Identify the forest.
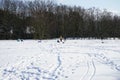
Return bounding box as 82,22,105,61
0,0,120,39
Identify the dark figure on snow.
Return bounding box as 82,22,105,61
57,36,64,43
60,36,63,42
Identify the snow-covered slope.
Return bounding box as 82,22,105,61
0,39,120,80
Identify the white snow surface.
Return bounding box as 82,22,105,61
0,39,120,80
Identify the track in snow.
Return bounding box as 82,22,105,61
0,40,120,80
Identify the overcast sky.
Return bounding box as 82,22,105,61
57,0,120,15
26,0,120,15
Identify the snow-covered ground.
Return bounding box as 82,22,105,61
0,39,120,80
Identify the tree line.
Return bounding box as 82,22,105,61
0,0,120,39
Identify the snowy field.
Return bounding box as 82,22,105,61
0,39,120,80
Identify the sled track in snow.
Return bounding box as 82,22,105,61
80,57,90,80
1,43,109,80
58,44,97,80
80,56,96,80
90,59,96,80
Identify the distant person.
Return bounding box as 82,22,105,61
21,39,23,42
17,39,23,42
60,36,63,42
57,36,64,43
